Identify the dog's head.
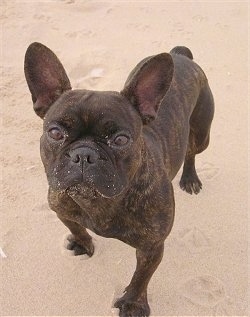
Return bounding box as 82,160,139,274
24,43,174,198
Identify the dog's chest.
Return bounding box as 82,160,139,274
71,196,154,248
71,197,124,237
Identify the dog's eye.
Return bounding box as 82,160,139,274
48,127,64,141
113,135,129,146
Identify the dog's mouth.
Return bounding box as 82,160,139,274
65,181,125,200
66,184,99,199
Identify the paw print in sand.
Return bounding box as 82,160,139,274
179,275,226,308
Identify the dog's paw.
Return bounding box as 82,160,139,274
66,234,94,256
179,170,202,194
114,296,150,317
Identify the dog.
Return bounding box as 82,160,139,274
24,42,214,316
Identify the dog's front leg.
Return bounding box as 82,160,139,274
115,243,164,317
58,215,94,257
48,189,94,257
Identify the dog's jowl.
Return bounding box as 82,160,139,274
24,42,214,317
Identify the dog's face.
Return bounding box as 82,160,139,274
40,89,143,198
24,43,174,199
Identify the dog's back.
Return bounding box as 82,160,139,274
144,46,214,184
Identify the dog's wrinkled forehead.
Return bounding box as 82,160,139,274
44,89,140,132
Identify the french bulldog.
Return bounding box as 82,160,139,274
24,42,214,317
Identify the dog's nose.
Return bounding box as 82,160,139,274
69,147,99,165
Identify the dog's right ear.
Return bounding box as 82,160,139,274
24,42,71,119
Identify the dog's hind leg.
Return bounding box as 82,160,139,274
180,84,214,194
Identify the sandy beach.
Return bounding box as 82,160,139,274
1,1,248,316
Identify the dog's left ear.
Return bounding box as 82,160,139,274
24,42,71,119
121,53,174,124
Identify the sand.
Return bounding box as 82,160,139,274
0,1,248,316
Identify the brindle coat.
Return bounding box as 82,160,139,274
24,43,214,316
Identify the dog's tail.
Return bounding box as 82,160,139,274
170,46,193,60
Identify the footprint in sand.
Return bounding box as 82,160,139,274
61,0,75,3
178,227,211,254
33,14,52,22
32,203,50,212
127,23,150,31
65,31,78,38
179,275,226,308
192,15,208,22
197,162,220,181
214,296,245,316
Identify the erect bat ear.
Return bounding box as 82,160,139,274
121,53,174,124
24,42,71,119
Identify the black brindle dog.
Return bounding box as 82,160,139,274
24,43,214,316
